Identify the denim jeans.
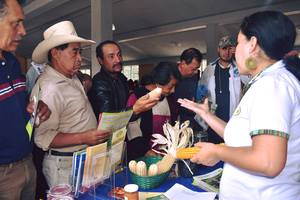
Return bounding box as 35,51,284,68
0,154,36,200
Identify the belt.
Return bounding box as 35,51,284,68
47,150,74,157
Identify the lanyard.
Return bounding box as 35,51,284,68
241,67,269,97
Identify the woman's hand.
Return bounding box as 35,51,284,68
177,98,210,118
190,142,220,166
133,93,159,115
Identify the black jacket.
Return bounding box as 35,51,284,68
89,69,129,118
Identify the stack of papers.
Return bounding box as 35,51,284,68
164,183,217,200
71,110,131,197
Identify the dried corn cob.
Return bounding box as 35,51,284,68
176,147,200,159
136,161,147,176
128,160,137,174
148,164,158,176
156,154,175,174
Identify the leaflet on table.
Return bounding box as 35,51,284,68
71,128,127,194
110,127,127,170
192,168,223,193
71,149,86,189
138,192,168,200
97,109,133,132
164,183,217,200
72,151,86,197
81,142,108,190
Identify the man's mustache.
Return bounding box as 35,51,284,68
113,62,122,68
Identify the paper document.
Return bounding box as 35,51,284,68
82,142,108,189
110,127,126,169
164,183,217,200
193,168,223,193
26,95,39,140
97,109,133,132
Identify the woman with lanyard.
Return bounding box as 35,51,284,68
178,11,300,200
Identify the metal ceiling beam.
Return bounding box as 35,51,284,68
115,1,300,43
24,0,73,19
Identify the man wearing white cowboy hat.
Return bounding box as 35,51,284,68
31,21,111,187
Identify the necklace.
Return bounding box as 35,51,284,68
218,65,222,94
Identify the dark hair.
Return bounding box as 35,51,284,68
180,48,203,64
47,43,69,62
284,56,300,81
151,61,181,85
241,10,300,80
77,71,92,84
140,74,155,86
96,40,121,59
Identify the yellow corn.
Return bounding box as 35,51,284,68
176,143,225,159
176,147,200,159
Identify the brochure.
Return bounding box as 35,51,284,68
74,151,86,197
82,142,108,190
97,109,133,132
71,149,86,189
164,183,217,200
192,168,223,193
110,127,127,170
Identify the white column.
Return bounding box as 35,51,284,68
205,24,218,63
91,0,113,76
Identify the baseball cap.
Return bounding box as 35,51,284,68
218,36,236,48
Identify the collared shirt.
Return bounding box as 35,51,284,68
31,65,97,152
200,59,242,117
25,62,45,94
0,52,32,164
221,60,300,200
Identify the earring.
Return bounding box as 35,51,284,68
245,57,257,70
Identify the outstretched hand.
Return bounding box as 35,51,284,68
177,97,210,118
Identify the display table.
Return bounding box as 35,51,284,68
78,162,223,199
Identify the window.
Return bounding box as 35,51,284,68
122,65,139,80
80,69,91,75
200,59,207,72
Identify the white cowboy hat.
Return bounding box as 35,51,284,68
32,21,95,64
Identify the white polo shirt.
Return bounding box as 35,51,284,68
220,60,300,200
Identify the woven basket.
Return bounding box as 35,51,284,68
129,156,170,190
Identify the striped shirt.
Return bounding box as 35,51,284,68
0,52,32,164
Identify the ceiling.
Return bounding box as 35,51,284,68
18,0,300,67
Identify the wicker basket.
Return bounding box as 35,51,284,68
129,156,170,190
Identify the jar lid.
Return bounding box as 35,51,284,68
49,183,72,196
124,184,139,193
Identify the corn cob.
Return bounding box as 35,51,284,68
128,160,137,174
176,147,200,159
176,143,225,159
136,161,147,176
156,154,175,174
148,164,158,176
